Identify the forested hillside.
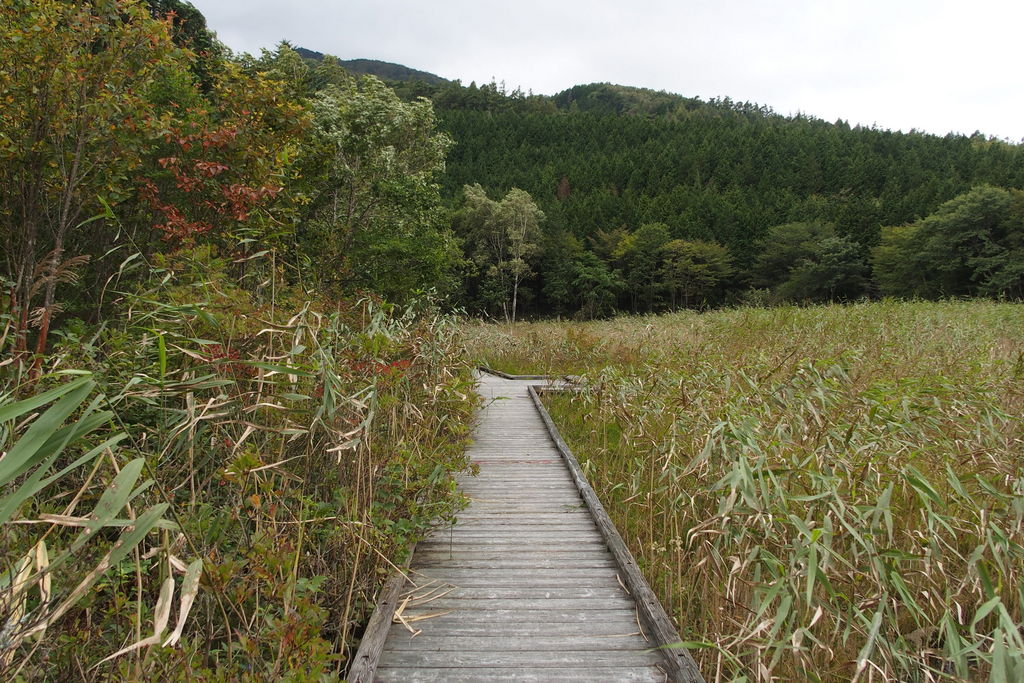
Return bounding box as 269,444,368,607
419,81,1024,316
441,83,1024,247
294,47,448,85
283,48,1024,319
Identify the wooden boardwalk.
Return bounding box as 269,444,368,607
361,373,701,682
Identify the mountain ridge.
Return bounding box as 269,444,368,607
294,47,449,85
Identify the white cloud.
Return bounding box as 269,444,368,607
188,0,1024,140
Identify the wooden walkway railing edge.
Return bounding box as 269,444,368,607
347,543,416,683
474,365,552,380
529,385,705,683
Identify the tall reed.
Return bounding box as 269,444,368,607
468,300,1024,681
1,248,477,679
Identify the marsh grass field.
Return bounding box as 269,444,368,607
466,301,1024,681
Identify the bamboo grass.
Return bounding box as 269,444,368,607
467,300,1024,681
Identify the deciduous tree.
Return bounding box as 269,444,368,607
459,184,544,322
0,0,185,355
615,223,670,312
301,76,454,298
660,239,735,309
873,185,1024,298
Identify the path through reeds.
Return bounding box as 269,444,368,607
467,301,1024,681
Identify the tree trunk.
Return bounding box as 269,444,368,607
510,274,519,325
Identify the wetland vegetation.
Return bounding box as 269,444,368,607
468,301,1024,680
3,0,1024,679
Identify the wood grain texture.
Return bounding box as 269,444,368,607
374,667,667,683
377,649,665,667
354,371,703,682
385,619,645,637
346,544,415,683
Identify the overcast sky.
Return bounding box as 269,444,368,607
188,0,1024,141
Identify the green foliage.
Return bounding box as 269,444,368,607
145,0,224,91
753,223,870,302
776,236,871,302
541,233,621,319
456,184,545,322
1,251,476,677
293,48,448,86
751,222,836,289
659,239,735,309
300,76,455,299
553,83,710,119
874,185,1024,298
0,0,188,354
429,79,1024,315
139,60,309,248
0,373,183,676
0,4,474,678
615,223,671,312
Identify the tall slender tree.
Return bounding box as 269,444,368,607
459,184,544,322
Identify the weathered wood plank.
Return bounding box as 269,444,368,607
430,525,603,534
455,509,590,515
413,551,612,562
413,558,619,570
386,620,643,637
449,515,592,522
413,551,616,564
453,508,591,515
416,539,606,548
427,535,604,544
417,535,606,545
444,528,598,532
345,543,415,683
460,490,578,496
391,597,637,611
383,634,652,651
464,470,572,476
463,482,573,486
376,649,665,668
457,495,584,502
402,576,625,590
460,475,571,481
438,526,597,534
408,567,622,580
358,372,701,683
392,608,639,624
436,527,596,534
374,667,666,683
459,490,582,497
401,586,628,601
440,519,597,527
465,476,570,481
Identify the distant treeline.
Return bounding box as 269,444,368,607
388,79,1024,317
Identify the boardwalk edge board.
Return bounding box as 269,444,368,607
529,385,705,683
477,366,586,386
347,544,416,683
476,365,552,380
